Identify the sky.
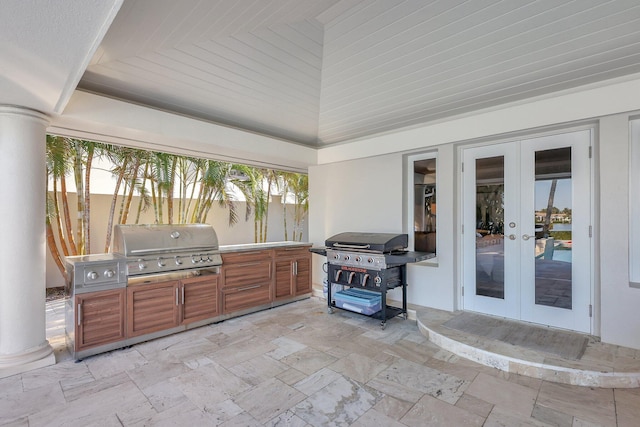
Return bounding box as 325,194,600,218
535,179,571,211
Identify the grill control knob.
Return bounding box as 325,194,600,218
367,258,374,263
175,256,183,265
344,255,350,261
157,257,166,267
355,256,361,262
87,271,98,280
104,269,115,278
137,259,147,270
191,255,200,264
333,253,340,260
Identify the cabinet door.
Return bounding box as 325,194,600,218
274,259,294,299
294,255,311,295
76,289,126,351
127,281,180,337
221,282,271,314
181,274,219,324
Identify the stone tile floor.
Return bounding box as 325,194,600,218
1,297,639,426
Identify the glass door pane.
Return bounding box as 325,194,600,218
475,156,505,299
534,148,572,309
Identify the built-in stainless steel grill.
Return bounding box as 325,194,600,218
64,224,223,360
315,232,434,328
113,224,222,277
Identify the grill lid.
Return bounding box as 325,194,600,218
325,232,408,253
113,224,219,257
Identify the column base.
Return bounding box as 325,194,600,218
0,341,55,379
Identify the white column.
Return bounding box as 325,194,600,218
0,106,54,378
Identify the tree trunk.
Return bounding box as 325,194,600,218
60,176,77,255
74,148,85,255
105,159,127,252
543,179,558,237
46,217,65,277
135,164,149,224
84,145,94,254
121,157,141,224
51,180,69,257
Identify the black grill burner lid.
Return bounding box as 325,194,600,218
325,232,408,253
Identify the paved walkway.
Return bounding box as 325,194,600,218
1,297,639,426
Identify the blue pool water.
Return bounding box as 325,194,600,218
553,249,571,263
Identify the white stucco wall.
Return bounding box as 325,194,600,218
598,114,640,348
309,148,457,311
310,76,640,349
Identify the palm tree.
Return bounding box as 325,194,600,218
46,136,74,276
280,171,308,241
191,160,238,225
118,148,149,225
260,169,280,242
46,135,76,257
229,166,265,242
103,145,147,252
288,173,308,241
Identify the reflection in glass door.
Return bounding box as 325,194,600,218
463,130,592,333
475,156,505,300
533,148,572,310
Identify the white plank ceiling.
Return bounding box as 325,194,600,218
80,0,640,147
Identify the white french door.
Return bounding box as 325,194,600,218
462,130,592,333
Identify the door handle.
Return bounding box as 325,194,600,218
522,234,532,241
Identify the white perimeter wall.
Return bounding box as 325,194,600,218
310,76,640,350
47,193,307,288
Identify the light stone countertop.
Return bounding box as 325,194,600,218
218,241,312,253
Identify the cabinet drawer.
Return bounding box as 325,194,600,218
222,250,272,264
222,260,271,288
274,247,310,258
221,282,271,314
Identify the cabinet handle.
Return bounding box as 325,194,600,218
293,261,297,276
237,262,263,267
268,263,271,279
77,303,82,326
175,288,179,306
237,284,262,292
181,286,185,305
233,251,263,257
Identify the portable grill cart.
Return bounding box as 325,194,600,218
312,232,434,329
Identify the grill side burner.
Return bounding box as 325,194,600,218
319,232,435,329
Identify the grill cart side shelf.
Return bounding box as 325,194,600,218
326,264,408,329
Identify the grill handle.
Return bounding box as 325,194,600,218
332,243,371,249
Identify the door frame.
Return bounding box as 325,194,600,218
457,127,595,334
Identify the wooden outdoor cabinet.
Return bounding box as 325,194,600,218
75,288,126,351
221,250,272,314
127,280,180,337
181,274,219,324
274,247,312,299
127,273,220,336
